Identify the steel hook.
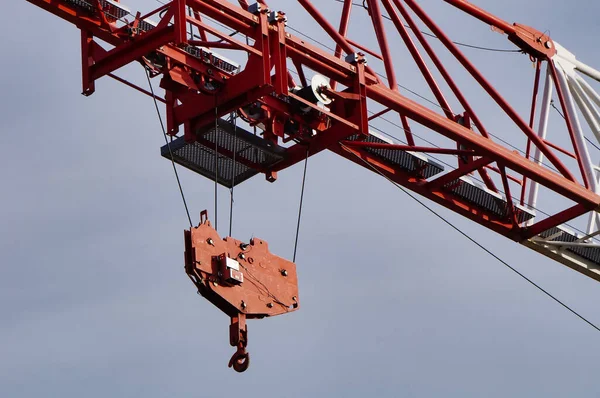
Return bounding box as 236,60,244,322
228,345,250,373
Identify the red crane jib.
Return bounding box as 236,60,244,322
184,211,299,372
23,0,600,363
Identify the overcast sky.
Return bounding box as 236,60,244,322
2,0,600,397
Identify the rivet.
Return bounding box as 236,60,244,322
281,269,288,277
267,303,274,308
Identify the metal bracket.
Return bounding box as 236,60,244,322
184,211,300,372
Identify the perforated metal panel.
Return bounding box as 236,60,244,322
162,119,285,188
538,226,600,265
181,45,241,75
138,18,157,32
64,0,94,13
348,133,444,179
64,0,130,19
103,0,130,19
445,176,535,223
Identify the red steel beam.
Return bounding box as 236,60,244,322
331,0,353,91
366,84,600,207
390,0,498,187
107,73,167,104
521,60,543,205
403,0,576,183
382,0,453,120
499,165,520,228
442,0,516,35
346,38,384,61
485,165,522,185
366,0,398,90
525,203,590,238
24,0,600,241
91,25,175,81
297,0,381,84
548,60,590,188
340,141,475,156
543,139,576,159
334,144,521,238
427,157,493,190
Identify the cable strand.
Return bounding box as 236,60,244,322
293,147,310,263
330,0,521,53
214,96,219,232
340,143,600,334
229,112,237,236
145,68,193,228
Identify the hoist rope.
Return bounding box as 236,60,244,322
293,147,310,263
214,95,219,232
331,0,522,53
145,68,193,228
229,112,237,237
340,143,600,334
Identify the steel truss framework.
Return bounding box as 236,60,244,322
25,0,600,282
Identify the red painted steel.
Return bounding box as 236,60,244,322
521,60,542,205
341,141,474,156
185,211,299,372
548,61,590,188
404,0,575,182
331,0,352,91
22,0,600,283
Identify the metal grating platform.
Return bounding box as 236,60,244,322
137,18,158,32
538,226,600,265
348,131,444,179
103,0,130,19
64,0,95,13
64,0,130,19
181,44,241,75
445,176,535,223
161,119,285,188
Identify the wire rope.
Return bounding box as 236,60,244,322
293,148,310,263
145,68,194,228
340,142,600,333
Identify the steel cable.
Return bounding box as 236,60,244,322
145,68,194,228
340,142,600,334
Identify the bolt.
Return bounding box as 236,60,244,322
281,269,288,277
212,281,218,287
267,303,274,308
207,238,214,246
241,301,247,309
544,41,553,49
239,253,246,260
292,296,297,301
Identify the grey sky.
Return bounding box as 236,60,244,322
2,0,600,397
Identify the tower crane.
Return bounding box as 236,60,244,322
21,0,600,372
